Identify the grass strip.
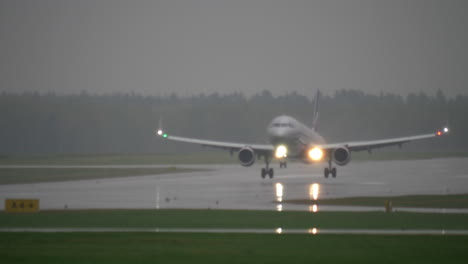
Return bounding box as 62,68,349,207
1,209,468,230
1,232,468,264
0,167,203,185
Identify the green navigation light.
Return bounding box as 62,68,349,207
163,133,168,138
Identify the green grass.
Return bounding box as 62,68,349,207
0,167,203,185
286,194,468,209
2,209,468,263
1,232,468,264
0,151,467,165
2,209,468,230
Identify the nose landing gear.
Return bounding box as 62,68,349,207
279,161,287,169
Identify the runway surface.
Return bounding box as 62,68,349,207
1,157,468,211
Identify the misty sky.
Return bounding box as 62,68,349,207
0,0,467,98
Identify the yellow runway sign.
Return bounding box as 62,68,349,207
5,199,39,213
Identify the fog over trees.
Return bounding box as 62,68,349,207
0,89,465,155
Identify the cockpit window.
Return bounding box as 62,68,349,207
273,123,281,127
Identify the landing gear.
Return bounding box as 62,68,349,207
279,161,287,169
261,167,274,179
261,155,274,179
324,157,337,178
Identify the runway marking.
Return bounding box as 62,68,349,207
1,227,468,235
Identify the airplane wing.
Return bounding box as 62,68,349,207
318,128,448,152
156,130,274,154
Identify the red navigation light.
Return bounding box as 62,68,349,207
437,131,442,136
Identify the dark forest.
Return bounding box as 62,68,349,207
0,89,465,155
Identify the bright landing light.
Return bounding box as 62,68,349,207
157,129,163,136
444,127,449,133
275,145,288,158
308,147,323,161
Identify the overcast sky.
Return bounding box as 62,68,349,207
1,0,466,98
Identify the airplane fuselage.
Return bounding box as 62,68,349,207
267,115,325,158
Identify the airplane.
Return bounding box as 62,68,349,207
156,91,449,179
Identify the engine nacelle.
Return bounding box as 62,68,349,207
332,147,351,166
238,147,256,167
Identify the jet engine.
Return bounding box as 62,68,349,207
238,147,256,167
332,147,351,166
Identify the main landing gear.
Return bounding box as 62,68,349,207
261,155,274,179
324,157,337,178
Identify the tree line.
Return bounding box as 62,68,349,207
0,89,465,155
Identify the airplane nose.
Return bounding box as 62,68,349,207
269,127,285,136
269,128,290,143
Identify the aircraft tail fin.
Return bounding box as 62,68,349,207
312,90,320,130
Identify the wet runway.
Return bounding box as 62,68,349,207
1,157,468,211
